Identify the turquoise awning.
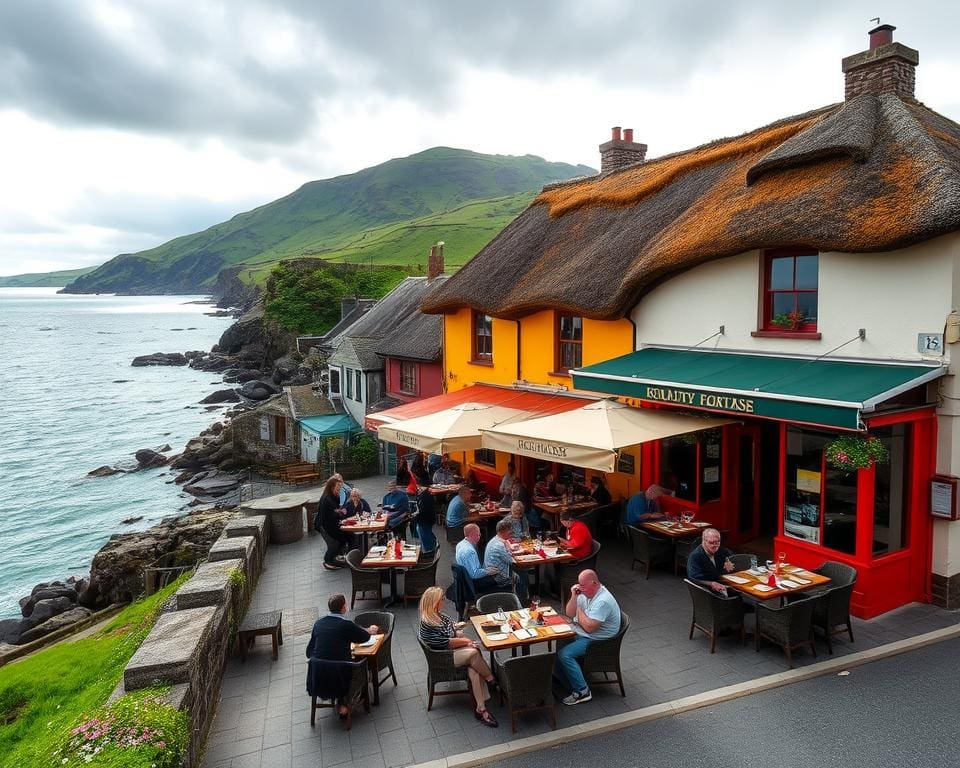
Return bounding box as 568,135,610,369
572,348,945,430
299,414,360,436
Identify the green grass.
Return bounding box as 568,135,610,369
0,266,97,288
0,576,189,768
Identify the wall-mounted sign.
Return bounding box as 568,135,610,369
930,474,958,519
918,333,944,355
644,386,755,414
797,469,822,494
617,452,636,475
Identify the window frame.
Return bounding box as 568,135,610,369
354,369,363,402
328,368,341,397
472,311,493,364
399,360,418,395
760,248,819,334
474,448,496,467
345,367,354,400
555,314,583,373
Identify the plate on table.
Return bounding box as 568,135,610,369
368,546,386,555
486,633,508,642
692,521,710,527
753,584,775,593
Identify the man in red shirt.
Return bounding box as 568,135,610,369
558,509,593,559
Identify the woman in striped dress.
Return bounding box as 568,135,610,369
418,586,499,727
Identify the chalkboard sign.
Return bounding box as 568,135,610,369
616,451,636,475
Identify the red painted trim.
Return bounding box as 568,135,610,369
864,406,937,427
751,330,822,340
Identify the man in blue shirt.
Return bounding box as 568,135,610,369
484,519,527,599
381,480,410,527
455,524,498,591
555,569,621,706
444,486,471,529
625,490,664,525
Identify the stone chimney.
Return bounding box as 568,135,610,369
427,242,445,282
599,126,647,173
842,24,918,100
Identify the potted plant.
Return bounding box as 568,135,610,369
825,434,889,473
771,310,805,331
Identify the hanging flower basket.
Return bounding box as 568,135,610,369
825,434,889,473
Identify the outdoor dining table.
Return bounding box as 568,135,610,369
340,515,387,553
510,542,574,595
722,564,831,603
361,543,421,608
470,606,576,665
351,633,386,704
532,499,597,526
639,519,713,539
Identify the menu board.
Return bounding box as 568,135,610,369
931,475,958,519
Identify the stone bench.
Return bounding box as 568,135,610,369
238,609,283,662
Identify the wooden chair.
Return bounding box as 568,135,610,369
345,549,382,608
494,652,557,733
684,579,746,653
307,658,369,730
578,611,630,697
354,611,398,705
417,636,472,710
755,594,817,668
627,525,671,578
674,536,699,575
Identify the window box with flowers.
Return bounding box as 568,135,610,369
825,434,889,474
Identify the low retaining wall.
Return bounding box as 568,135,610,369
116,515,267,768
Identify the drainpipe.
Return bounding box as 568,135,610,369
516,320,522,381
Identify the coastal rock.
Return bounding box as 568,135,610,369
131,352,188,367
206,442,234,465
200,388,240,404
183,471,241,497
20,585,78,616
0,619,24,644
85,507,235,609
239,380,277,401
135,448,169,469
28,596,74,624
17,607,92,645
88,465,124,477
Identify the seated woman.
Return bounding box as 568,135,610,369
557,508,593,559
418,586,498,728
502,500,530,541
318,476,352,570
343,487,371,518
534,472,559,500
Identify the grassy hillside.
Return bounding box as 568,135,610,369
63,148,592,295
0,266,97,287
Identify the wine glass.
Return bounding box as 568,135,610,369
530,594,541,612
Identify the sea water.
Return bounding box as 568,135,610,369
0,288,235,617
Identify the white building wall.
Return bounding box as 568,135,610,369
631,232,960,577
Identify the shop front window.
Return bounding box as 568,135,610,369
823,465,858,555
784,427,827,544
660,429,722,504
873,423,910,556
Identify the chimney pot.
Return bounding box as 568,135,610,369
598,125,647,173
869,23,896,49
427,243,444,282
611,126,622,141
623,128,634,142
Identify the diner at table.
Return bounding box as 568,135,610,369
484,519,528,600
455,523,499,592
432,459,456,486
418,586,499,728
589,476,612,506
687,527,736,593
343,487,372,518
534,472,561,501
503,500,530,540
444,485,472,529
557,508,593,559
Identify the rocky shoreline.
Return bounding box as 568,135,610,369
1,295,322,651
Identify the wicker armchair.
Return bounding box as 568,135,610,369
628,525,671,579
557,541,602,598
755,594,817,668
354,611,397,705
417,636,472,710
578,610,630,697
345,549,382,609
592,502,621,538
445,525,465,546
812,561,858,653
476,592,522,614
494,651,557,732
684,579,746,653
402,550,440,606
674,536,699,575
307,658,369,729
575,508,599,537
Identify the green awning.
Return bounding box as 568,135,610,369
571,348,945,430
299,414,360,436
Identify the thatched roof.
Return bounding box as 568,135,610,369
422,93,960,319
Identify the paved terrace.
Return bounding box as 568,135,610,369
202,477,958,768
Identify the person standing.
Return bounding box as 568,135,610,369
416,485,438,554
555,569,621,705
411,453,431,486
498,461,516,498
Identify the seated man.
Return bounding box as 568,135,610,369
432,459,456,486
382,480,410,527
555,569,621,706
534,472,559,500
625,490,663,525
687,527,735,593
306,594,380,716
444,485,471,529
455,523,498,592
483,519,528,600
558,508,593,559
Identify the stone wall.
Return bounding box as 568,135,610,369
117,515,267,768
232,410,300,465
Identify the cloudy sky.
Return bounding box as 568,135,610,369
1,1,958,277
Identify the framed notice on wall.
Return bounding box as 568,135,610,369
616,452,636,475
930,474,959,520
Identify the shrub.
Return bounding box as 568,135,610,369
348,434,379,472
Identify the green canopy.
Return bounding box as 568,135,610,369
572,348,944,430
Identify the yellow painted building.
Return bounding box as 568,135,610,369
441,306,639,499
